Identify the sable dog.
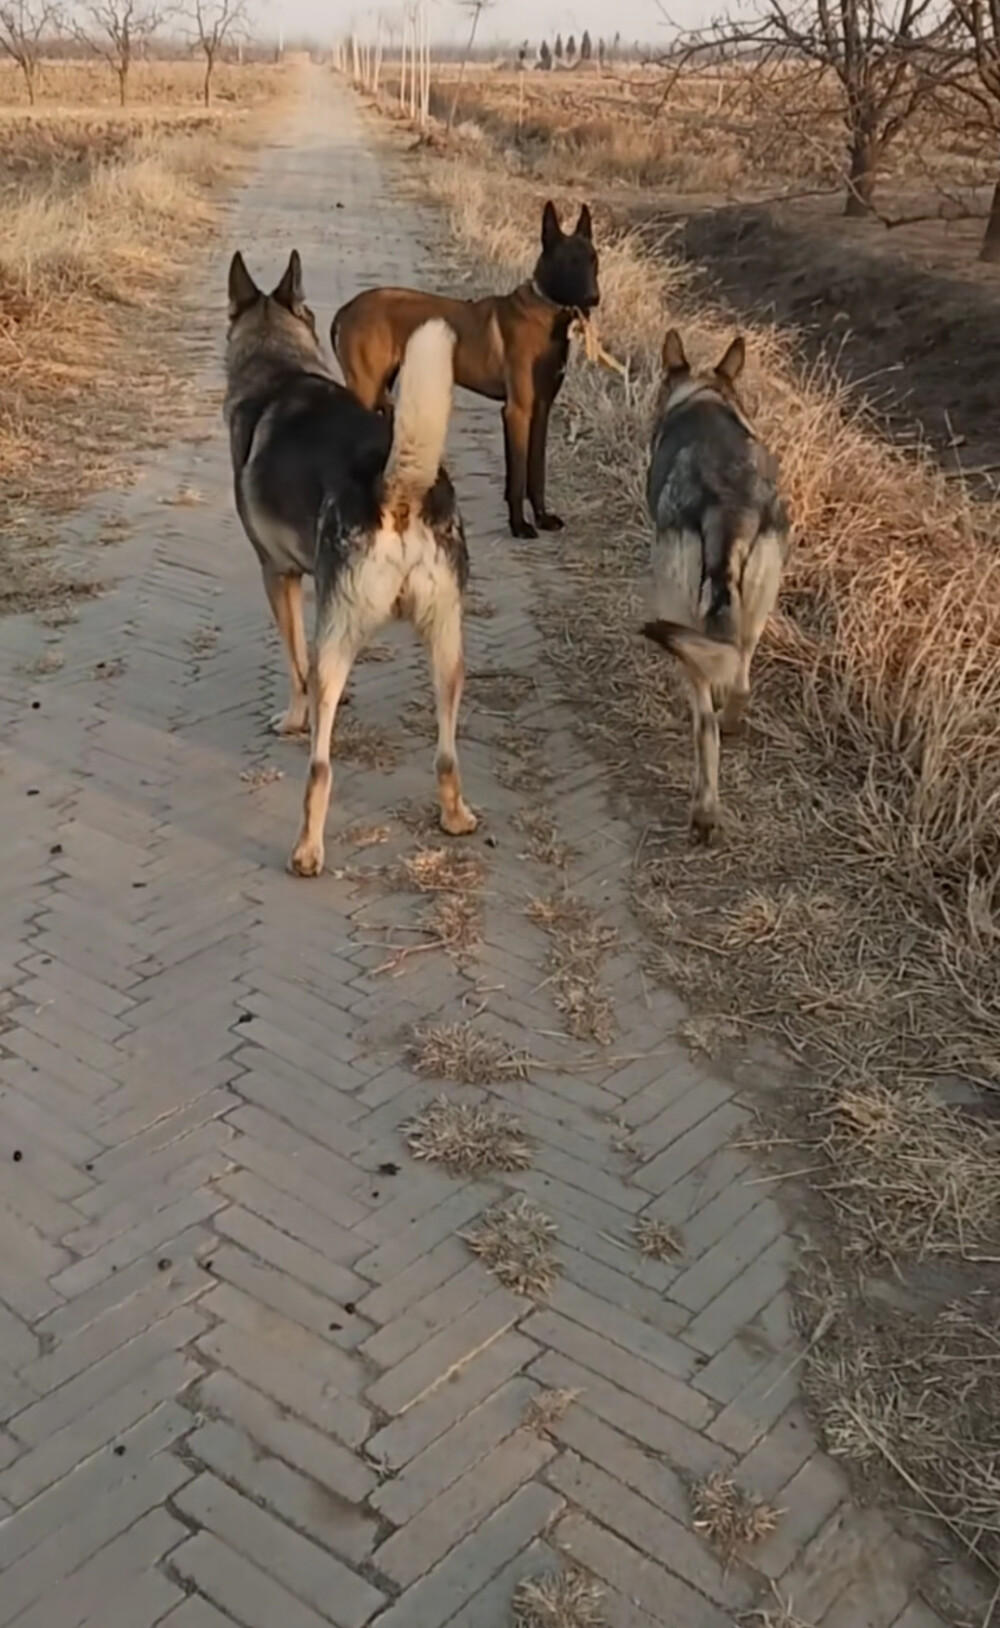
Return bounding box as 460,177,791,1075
225,249,476,876
642,328,791,844
331,200,600,540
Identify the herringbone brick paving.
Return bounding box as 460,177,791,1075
0,67,964,1628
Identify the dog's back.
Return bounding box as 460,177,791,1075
648,395,786,644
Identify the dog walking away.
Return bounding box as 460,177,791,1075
642,328,790,844
331,200,600,540
225,249,476,877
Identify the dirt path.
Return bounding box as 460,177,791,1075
0,68,977,1628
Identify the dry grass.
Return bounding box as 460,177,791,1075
462,1194,560,1298
0,59,289,613
404,1096,532,1175
409,1021,531,1085
331,716,399,770
523,1386,580,1437
511,1570,606,1628
632,1216,683,1261
401,846,487,892
691,1471,782,1559
526,893,617,1045
401,115,1000,1564
512,808,574,870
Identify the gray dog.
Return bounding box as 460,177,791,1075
642,328,791,843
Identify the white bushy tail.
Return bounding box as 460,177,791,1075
381,318,456,518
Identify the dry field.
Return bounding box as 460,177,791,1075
367,67,1000,1587
0,57,289,614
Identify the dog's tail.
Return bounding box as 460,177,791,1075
641,620,740,690
381,318,456,526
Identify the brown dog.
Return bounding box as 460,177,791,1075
332,201,600,540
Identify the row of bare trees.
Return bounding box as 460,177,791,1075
664,0,1000,258
0,0,248,105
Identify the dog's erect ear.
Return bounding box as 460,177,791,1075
574,203,594,241
716,335,746,385
541,200,563,252
228,251,260,320
271,249,305,311
661,328,688,375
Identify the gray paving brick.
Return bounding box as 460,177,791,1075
367,1288,527,1416
372,1376,537,1525
158,1600,241,1628
685,1236,795,1355
368,1332,540,1470
546,1452,754,1610
188,1417,377,1563
196,1369,375,1504
361,1261,494,1370
9,1509,187,1628
527,1350,731,1481
169,1531,340,1628
547,1279,697,1379
522,1311,711,1430
633,1104,747,1195
197,1313,371,1448
214,1205,368,1307
0,1450,190,1624
175,1472,385,1628
554,1511,732,1628
369,1482,564,1628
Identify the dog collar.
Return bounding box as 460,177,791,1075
530,279,570,311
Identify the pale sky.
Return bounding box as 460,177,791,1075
267,0,715,52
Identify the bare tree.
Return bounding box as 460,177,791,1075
0,0,62,103
668,0,954,216
188,0,247,104
74,0,167,105
446,0,492,132
944,0,1000,257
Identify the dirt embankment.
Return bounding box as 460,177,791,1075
621,197,1000,492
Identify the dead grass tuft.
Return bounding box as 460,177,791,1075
420,891,482,960
409,1021,531,1085
240,763,284,790
463,1195,560,1298
404,1096,532,1175
523,1386,580,1437
332,717,399,771
402,846,487,893
691,1471,782,1558
632,1216,683,1261
512,808,574,870
526,893,617,1045
511,1570,606,1628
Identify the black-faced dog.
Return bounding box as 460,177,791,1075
331,200,600,540
225,249,476,875
642,328,791,844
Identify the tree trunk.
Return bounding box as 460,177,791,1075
117,64,128,106
203,57,212,105
979,172,1000,263
23,62,36,105
845,133,877,217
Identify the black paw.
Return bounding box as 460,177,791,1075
510,519,538,540
535,512,565,532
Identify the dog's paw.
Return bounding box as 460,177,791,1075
536,512,565,532
288,839,325,877
440,800,478,837
510,519,538,540
270,707,310,738
689,808,718,847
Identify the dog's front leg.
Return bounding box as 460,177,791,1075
502,399,536,540
527,394,564,533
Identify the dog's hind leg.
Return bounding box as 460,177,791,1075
288,630,353,878
689,674,721,844
719,530,784,739
262,568,310,736
414,580,477,838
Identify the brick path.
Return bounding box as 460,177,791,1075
0,71,957,1628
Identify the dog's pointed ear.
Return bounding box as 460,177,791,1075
716,335,745,385
272,249,304,311
228,251,260,320
574,203,593,240
541,200,563,252
661,328,688,375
